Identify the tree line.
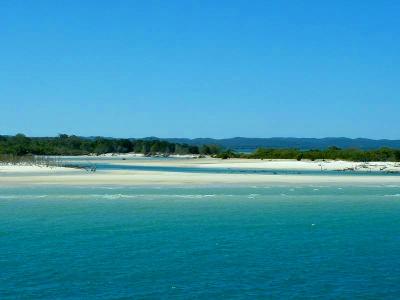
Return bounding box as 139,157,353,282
216,146,400,162
0,134,222,156
2,134,400,161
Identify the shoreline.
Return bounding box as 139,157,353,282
1,158,400,187
42,156,400,172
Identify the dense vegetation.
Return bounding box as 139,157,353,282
1,134,400,162
216,146,400,162
162,137,400,152
0,134,221,156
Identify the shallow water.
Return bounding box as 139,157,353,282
57,156,400,176
1,185,400,299
95,163,400,176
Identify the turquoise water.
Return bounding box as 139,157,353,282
1,185,400,299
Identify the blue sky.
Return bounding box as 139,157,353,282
1,0,399,139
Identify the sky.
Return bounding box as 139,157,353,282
0,0,399,139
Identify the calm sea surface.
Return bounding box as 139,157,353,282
1,185,400,299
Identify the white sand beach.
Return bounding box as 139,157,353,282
1,158,400,186
0,164,80,173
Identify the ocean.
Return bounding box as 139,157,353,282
1,185,400,299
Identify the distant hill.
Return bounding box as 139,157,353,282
143,137,400,152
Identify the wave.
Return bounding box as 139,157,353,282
247,194,260,199
0,193,221,200
173,194,217,199
0,195,48,199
